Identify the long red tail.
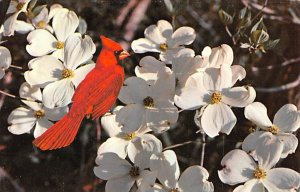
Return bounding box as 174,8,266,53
33,112,85,150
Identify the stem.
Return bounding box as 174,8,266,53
163,140,194,151
225,26,237,45
0,90,42,103
10,65,23,70
200,133,206,167
250,0,269,23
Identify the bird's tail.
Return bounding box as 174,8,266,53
33,112,85,150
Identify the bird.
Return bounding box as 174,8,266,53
33,35,130,150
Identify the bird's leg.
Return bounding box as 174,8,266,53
96,117,101,143
86,105,94,119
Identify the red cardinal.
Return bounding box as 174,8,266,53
33,36,130,150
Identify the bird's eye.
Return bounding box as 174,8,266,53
114,50,122,55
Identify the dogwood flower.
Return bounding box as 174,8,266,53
30,6,52,32
0,46,12,79
98,106,162,164
118,76,178,133
219,135,300,192
243,102,300,158
94,152,156,192
148,150,214,192
24,34,96,108
26,7,79,59
131,20,196,64
3,0,34,36
7,83,68,138
175,66,256,137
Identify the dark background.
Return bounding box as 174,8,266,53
0,0,299,191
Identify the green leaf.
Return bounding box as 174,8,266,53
251,29,269,44
264,39,280,50
28,0,37,12
164,0,174,13
238,7,251,29
251,17,267,33
218,9,233,26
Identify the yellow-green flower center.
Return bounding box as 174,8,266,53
267,125,279,134
129,166,140,178
124,133,136,141
34,110,45,119
143,96,154,108
61,68,74,79
253,167,267,179
169,188,180,192
16,2,25,11
37,21,46,29
211,91,222,104
55,41,64,49
159,43,168,51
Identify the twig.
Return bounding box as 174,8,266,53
251,57,300,71
200,133,206,167
163,140,194,151
0,90,42,103
10,64,23,70
250,0,269,23
96,118,101,144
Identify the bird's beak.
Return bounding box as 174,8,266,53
119,50,130,60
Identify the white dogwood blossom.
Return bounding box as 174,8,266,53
148,150,214,192
24,34,96,108
243,102,300,158
131,20,196,64
8,83,68,138
0,46,12,79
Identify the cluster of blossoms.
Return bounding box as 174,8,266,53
1,1,300,191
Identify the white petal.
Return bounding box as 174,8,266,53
222,86,256,108
101,108,123,137
233,179,265,192
276,133,298,158
34,119,52,138
8,108,36,135
42,79,74,108
49,4,64,19
26,29,57,57
118,77,149,104
264,168,300,191
116,104,145,133
44,106,69,121
218,149,256,185
202,46,212,58
242,131,265,154
19,82,42,110
131,38,160,53
273,104,300,132
52,9,79,42
168,27,196,47
144,24,166,44
150,150,180,189
94,153,131,180
0,46,12,69
0,69,5,79
150,76,175,102
159,47,184,64
24,56,63,87
136,170,157,192
209,44,233,67
244,102,273,129
32,7,49,28
105,175,135,192
14,20,34,34
8,121,36,135
64,34,96,70
6,1,17,14
202,67,231,91
146,184,166,192
3,13,19,36
72,63,95,87
157,20,173,40
231,65,246,86
97,137,128,159
174,72,207,110
178,166,214,192
201,103,237,137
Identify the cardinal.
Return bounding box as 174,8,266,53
33,36,130,150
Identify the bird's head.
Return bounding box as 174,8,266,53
100,35,130,61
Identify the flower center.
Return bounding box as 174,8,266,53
36,21,46,29
55,41,64,49
253,167,267,179
143,96,154,108
129,166,140,178
61,68,74,79
169,188,180,192
267,125,279,134
16,2,25,11
124,133,136,141
34,110,45,119
211,91,222,104
159,43,168,52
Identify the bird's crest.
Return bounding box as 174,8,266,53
100,35,123,51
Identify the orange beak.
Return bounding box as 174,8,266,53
119,50,130,60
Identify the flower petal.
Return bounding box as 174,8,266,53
168,27,196,47
157,20,173,40
3,13,19,36
178,166,214,192
42,79,74,108
0,46,12,69
159,47,184,64
242,131,265,154
263,168,300,191
44,106,69,121
201,103,237,137
26,29,57,57
222,86,256,108
24,56,63,88
19,82,42,111
34,119,52,138
97,137,128,159
32,7,49,28
150,150,180,189
101,107,123,137
49,4,64,19
218,149,256,185
131,38,160,53
202,66,232,91
14,20,34,34
136,170,157,192
94,153,131,180
105,175,135,192
233,179,265,192
276,133,298,158
144,24,166,44
273,104,300,133
72,63,95,87
52,9,79,42
209,44,233,67
244,102,273,129
231,65,246,86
